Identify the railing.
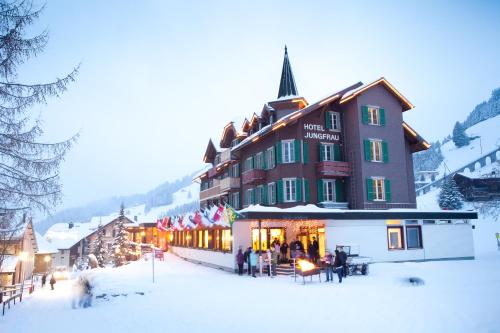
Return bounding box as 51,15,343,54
242,169,266,185
364,202,417,209
316,161,351,177
220,177,240,191
220,149,233,164
200,179,221,201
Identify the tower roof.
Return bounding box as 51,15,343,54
277,46,298,99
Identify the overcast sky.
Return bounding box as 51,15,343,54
22,0,500,211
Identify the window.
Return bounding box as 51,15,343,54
255,152,264,169
283,178,296,202
371,177,385,201
328,111,341,131
368,107,380,125
268,182,276,205
266,147,275,169
221,229,232,251
246,188,253,206
231,163,240,177
231,139,240,147
322,143,334,161
406,226,422,249
387,227,404,250
244,157,253,171
282,140,295,163
256,185,264,204
231,192,240,209
370,140,383,162
323,179,335,202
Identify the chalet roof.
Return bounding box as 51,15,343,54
220,122,237,149
277,46,299,99
203,139,219,164
403,122,430,152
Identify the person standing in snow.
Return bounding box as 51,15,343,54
270,248,278,277
49,274,56,290
324,250,334,282
339,247,348,278
311,236,319,264
41,273,47,288
273,238,281,263
249,248,258,278
333,249,343,283
236,247,244,275
265,249,272,276
244,247,252,275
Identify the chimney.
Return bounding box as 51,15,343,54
68,222,74,229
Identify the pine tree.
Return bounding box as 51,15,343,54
110,203,129,267
452,121,470,148
438,176,463,210
91,224,107,267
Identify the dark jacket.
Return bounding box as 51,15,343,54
339,250,348,265
333,250,342,268
243,249,250,263
280,242,288,254
50,276,56,284
237,250,244,265
312,240,319,253
296,240,304,252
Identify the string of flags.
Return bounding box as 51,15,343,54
156,203,241,232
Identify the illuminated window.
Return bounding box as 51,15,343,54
370,140,383,162
198,230,203,248
203,230,209,249
368,107,380,125
387,227,404,250
406,226,422,249
221,229,232,251
282,140,295,163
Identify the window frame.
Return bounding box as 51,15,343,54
368,107,380,126
268,182,276,205
282,140,295,164
369,139,383,162
372,177,386,201
246,188,253,206
323,179,335,202
231,163,240,177
387,226,404,250
322,143,334,162
329,111,341,132
266,147,275,169
406,226,423,249
231,192,240,209
244,157,253,172
256,185,264,204
255,152,264,170
283,177,297,202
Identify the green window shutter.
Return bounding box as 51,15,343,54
366,178,374,201
261,185,269,205
251,188,255,205
319,143,324,162
361,106,369,124
382,141,389,163
304,179,310,203
251,155,255,169
277,179,284,203
364,140,372,161
325,111,332,129
335,180,345,202
262,151,267,170
276,141,282,164
385,179,391,202
302,141,308,164
294,139,300,162
236,163,240,176
228,165,233,177
333,144,341,161
317,180,324,202
296,178,302,202
379,108,386,126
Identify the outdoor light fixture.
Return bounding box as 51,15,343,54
19,251,28,261
44,255,51,263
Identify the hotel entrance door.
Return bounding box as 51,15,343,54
297,226,326,258
252,227,285,252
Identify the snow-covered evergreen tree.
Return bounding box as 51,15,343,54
110,203,129,267
91,224,107,267
452,121,470,147
438,176,463,210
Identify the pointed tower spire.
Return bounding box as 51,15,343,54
277,45,298,99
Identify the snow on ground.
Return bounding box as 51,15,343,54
436,114,500,178
2,252,500,333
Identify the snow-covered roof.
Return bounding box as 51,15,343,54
35,232,57,254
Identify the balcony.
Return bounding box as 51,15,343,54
242,169,266,185
200,179,221,202
220,148,235,164
220,177,240,191
316,161,351,178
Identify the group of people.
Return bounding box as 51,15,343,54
323,248,348,283
41,273,57,290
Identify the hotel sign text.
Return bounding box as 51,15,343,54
303,123,339,141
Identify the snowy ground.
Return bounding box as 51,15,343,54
2,252,500,333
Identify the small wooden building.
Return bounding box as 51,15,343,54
454,173,500,201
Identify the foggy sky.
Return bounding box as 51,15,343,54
22,0,500,211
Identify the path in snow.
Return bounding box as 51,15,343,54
1,253,500,333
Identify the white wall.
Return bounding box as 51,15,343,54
326,219,474,262
51,249,70,269
170,246,235,271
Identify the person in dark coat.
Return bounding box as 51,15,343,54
333,250,343,283
41,273,47,288
339,247,348,277
280,241,288,263
236,247,244,275
244,247,252,275
311,236,320,264
50,274,56,290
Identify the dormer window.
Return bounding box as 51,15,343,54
231,139,240,147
